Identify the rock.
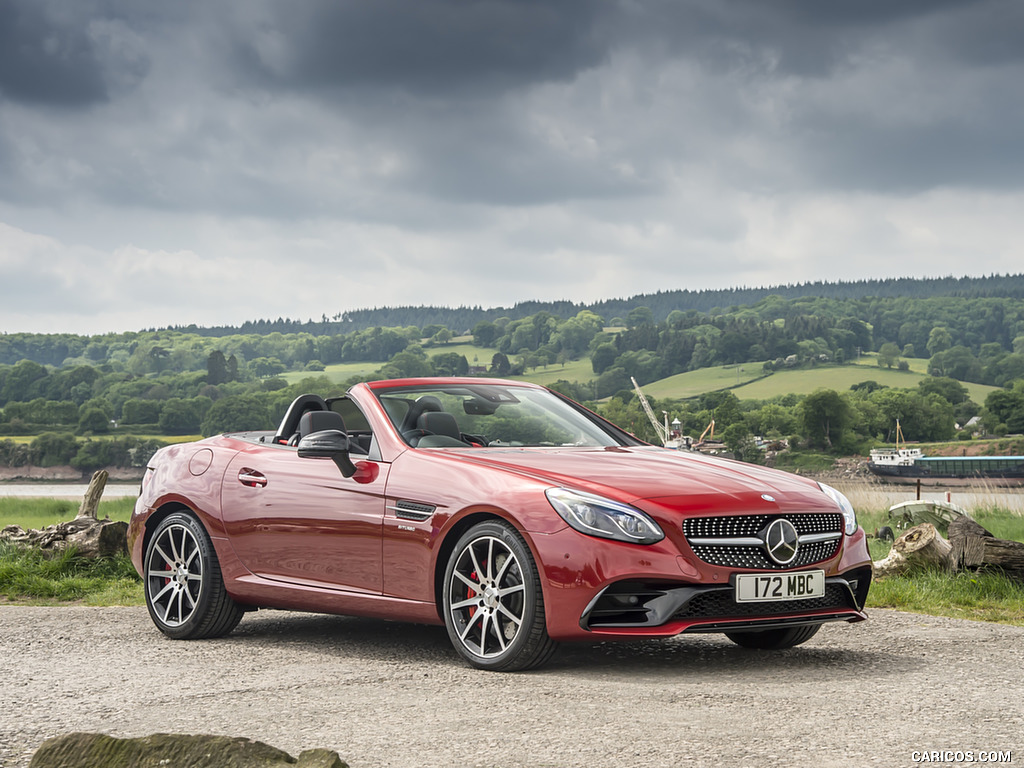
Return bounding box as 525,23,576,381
28,733,349,768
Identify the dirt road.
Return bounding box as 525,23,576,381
1,606,1022,767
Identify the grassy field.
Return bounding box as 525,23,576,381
851,352,930,374
850,354,997,403
640,364,766,399
512,358,597,386
843,486,1024,625
281,342,497,386
629,361,934,402
0,497,136,530
0,497,141,605
272,345,1000,406
281,361,380,386
731,364,999,402
2,491,1023,624
1,434,198,445
0,544,141,605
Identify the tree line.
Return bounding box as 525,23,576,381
37,272,1024,338
3,283,1024,471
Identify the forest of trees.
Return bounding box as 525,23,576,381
143,273,1024,336
2,275,1024,470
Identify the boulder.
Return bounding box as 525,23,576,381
28,733,348,768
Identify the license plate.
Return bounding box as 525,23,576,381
735,570,825,602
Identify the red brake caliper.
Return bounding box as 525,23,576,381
467,570,478,618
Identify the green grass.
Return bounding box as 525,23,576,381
850,499,1024,626
3,487,1023,623
281,343,497,386
426,342,490,363
771,451,836,473
1,433,193,444
612,359,998,404
866,568,1024,625
0,543,142,605
851,353,930,374
0,497,136,530
731,364,999,402
278,346,1000,407
851,354,995,403
640,364,766,399
281,361,381,385
0,497,142,605
512,358,597,386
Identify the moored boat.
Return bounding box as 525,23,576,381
867,421,1024,486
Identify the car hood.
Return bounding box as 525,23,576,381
438,445,829,512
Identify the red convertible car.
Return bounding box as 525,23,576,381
129,377,871,671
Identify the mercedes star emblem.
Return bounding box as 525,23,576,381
764,519,799,565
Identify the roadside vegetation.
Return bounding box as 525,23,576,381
856,498,1024,626
0,544,141,605
3,283,1024,477
2,276,1024,622
3,496,1023,626
0,498,141,605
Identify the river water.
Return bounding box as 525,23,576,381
1,479,1022,514
0,483,140,499
819,479,1024,515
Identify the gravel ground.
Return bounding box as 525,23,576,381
1,606,1022,768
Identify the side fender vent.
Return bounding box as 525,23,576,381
391,500,437,522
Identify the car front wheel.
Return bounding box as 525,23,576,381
725,623,822,650
144,511,243,640
443,520,557,671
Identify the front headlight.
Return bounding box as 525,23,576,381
546,487,664,545
818,482,858,535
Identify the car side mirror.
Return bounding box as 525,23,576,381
297,429,358,478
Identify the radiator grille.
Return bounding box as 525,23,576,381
674,584,852,620
683,513,843,570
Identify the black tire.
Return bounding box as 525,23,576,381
725,623,822,650
442,520,558,671
143,511,243,640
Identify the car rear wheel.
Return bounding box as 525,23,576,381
443,520,558,671
725,623,822,650
144,511,243,640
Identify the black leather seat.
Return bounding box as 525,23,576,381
400,395,444,433
409,411,468,447
274,394,329,444
418,411,463,442
297,409,347,440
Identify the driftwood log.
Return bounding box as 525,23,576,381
873,518,1024,583
948,517,1024,581
0,470,129,558
872,523,953,579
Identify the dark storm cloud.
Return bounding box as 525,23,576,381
618,0,1019,76
0,0,152,109
0,1,108,106
226,0,610,95
3,0,1024,334
210,0,1024,200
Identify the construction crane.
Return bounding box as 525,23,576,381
631,377,669,445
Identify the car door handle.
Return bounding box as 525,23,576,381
238,468,267,488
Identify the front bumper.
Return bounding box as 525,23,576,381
580,567,870,635
532,524,872,642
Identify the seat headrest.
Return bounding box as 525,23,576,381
418,411,462,441
299,409,347,438
401,395,444,431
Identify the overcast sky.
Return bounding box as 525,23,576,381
2,0,1024,335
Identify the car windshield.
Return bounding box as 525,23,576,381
374,384,623,448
